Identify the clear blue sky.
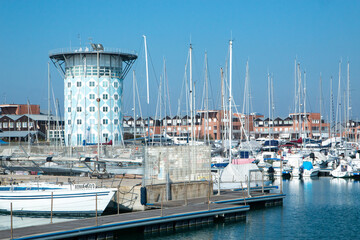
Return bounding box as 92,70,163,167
1,0,359,121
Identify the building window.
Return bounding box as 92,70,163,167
68,107,71,112
77,134,82,145
68,95,71,101
22,122,27,128
114,119,118,125
103,106,108,112
103,94,108,100
114,107,118,113
16,122,21,129
103,119,108,125
114,81,118,88
77,119,82,125
102,81,108,87
76,82,81,87
89,94,95,100
68,82,71,88
89,81,95,87
9,122,14,128
68,120,71,125
29,122,33,129
89,106,95,112
77,107,82,112
114,94,119,100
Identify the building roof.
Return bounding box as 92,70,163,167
49,47,137,62
0,131,39,138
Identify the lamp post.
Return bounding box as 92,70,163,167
91,43,104,160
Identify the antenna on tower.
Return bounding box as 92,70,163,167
78,34,81,47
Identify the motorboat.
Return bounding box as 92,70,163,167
331,160,359,178
301,161,319,177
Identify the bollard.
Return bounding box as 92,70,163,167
10,202,13,240
50,192,53,223
95,193,98,226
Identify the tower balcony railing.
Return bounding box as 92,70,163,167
49,47,137,56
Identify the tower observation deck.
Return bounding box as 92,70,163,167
49,45,137,146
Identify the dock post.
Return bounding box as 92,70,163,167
117,186,120,215
184,182,188,206
95,193,98,226
217,170,221,195
208,181,210,210
240,181,247,205
247,176,250,197
161,189,164,217
280,157,283,194
10,202,13,240
262,173,264,194
51,192,53,223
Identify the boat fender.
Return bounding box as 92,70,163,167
140,186,147,205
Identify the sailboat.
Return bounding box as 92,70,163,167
215,40,265,190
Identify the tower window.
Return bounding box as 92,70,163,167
89,106,95,112
68,82,71,88
89,94,95,100
103,94,108,100
77,119,82,125
77,107,82,112
103,106,108,112
102,81,108,87
114,81,118,88
114,94,119,100
103,119,108,125
77,82,82,87
68,107,71,112
89,81,95,87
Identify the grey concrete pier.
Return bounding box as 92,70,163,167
0,204,249,240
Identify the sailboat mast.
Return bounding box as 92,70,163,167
143,35,150,104
268,72,271,139
319,73,322,140
347,61,350,140
304,71,307,138
220,67,224,144
298,64,302,139
229,40,233,163
48,62,51,142
133,70,136,142
204,52,209,143
336,61,341,138
189,44,193,143
330,77,333,138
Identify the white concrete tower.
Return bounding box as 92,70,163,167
49,44,137,146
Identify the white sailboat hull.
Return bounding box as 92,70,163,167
0,187,116,216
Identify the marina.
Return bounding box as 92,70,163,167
1,1,360,239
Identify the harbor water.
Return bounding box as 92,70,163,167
1,177,360,239
149,177,360,239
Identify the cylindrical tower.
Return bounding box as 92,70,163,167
49,44,137,146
